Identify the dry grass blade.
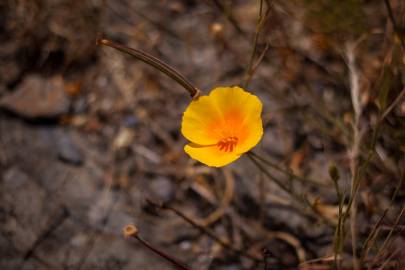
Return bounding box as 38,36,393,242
380,88,405,121
361,171,404,263
383,0,405,49
343,41,364,270
197,167,234,226
373,206,405,265
300,255,340,270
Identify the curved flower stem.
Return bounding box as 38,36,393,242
97,37,201,99
196,167,234,226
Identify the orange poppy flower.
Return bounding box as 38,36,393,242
181,86,263,167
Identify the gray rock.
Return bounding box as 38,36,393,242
149,177,175,203
0,75,70,118
57,134,84,166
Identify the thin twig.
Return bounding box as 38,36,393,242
247,152,292,194
249,151,328,187
137,236,191,270
123,224,191,270
108,1,181,39
211,0,247,37
383,0,405,49
374,206,405,262
251,42,270,74
146,199,263,263
247,153,334,226
376,249,400,270
380,88,405,121
243,0,272,88
19,207,69,268
77,189,121,270
330,165,345,269
361,171,404,263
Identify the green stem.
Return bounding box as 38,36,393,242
249,151,328,187
247,152,334,226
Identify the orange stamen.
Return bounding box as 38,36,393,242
217,136,238,152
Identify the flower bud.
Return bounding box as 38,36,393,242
328,163,340,182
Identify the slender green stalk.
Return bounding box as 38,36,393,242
247,152,334,226
247,152,292,194
249,151,328,187
97,37,201,99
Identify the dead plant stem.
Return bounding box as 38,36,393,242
146,199,262,263
374,206,405,262
135,235,191,270
123,225,191,270
247,152,334,226
361,171,404,263
249,151,328,187
383,0,405,49
243,0,271,88
97,37,201,99
380,88,405,121
345,42,363,270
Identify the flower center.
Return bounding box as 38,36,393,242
217,136,238,152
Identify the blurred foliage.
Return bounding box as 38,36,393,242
302,0,366,39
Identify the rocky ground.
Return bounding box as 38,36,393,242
0,1,404,269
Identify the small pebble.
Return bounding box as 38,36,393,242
57,135,84,165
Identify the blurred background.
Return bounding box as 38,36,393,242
0,0,404,269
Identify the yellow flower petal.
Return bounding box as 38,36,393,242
184,143,241,167
209,87,263,153
181,95,223,145
181,86,264,167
